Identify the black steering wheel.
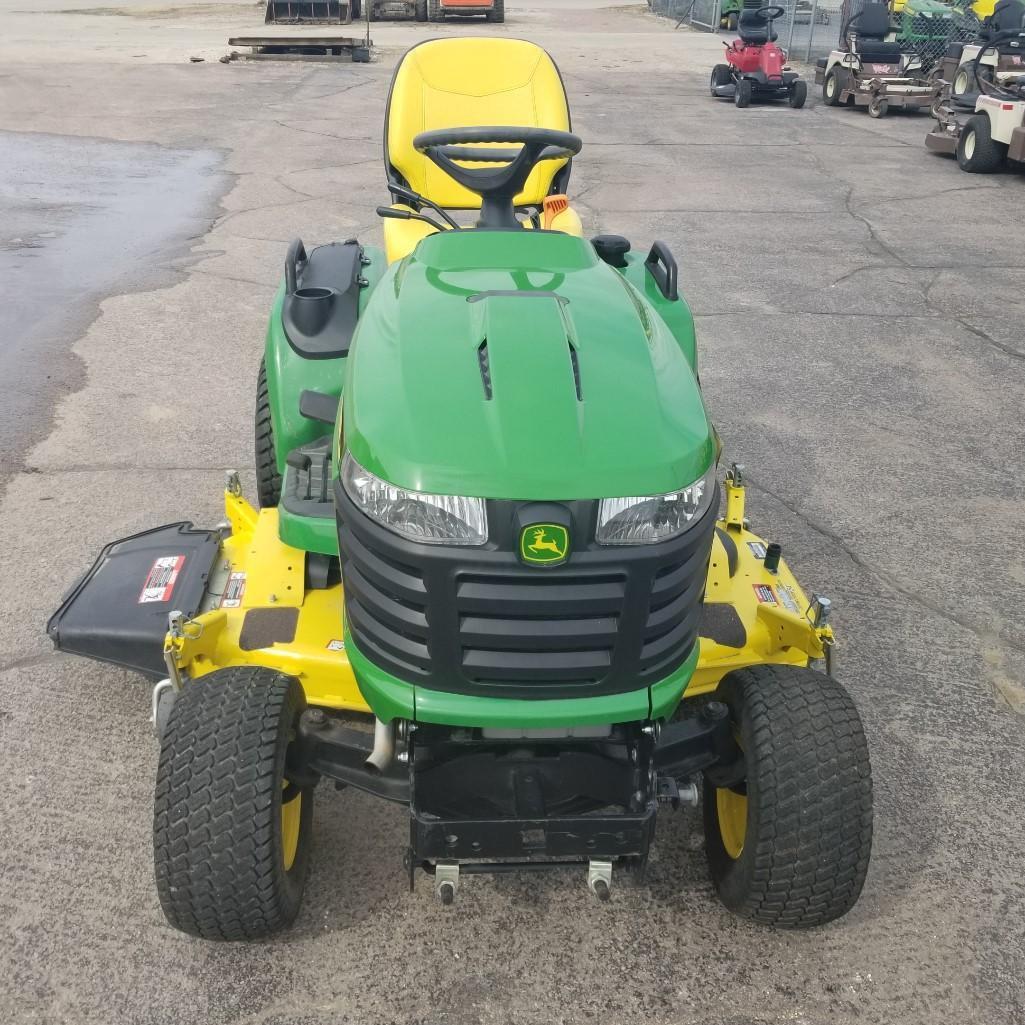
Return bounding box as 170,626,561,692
749,4,785,23
973,30,1025,99
412,126,582,229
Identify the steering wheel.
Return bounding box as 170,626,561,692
412,126,582,229
749,4,785,22
973,30,1025,99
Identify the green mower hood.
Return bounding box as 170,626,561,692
342,230,715,501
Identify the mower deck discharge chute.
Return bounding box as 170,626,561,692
817,1,937,115
48,36,873,941
711,4,808,108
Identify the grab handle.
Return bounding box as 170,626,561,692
644,241,678,302
285,238,308,296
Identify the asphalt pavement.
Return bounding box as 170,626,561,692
0,2,1023,1024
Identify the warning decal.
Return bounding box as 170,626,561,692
753,583,778,605
326,639,345,652
747,541,767,559
139,555,186,604
220,571,247,609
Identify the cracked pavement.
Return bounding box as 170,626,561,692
0,1,1023,1023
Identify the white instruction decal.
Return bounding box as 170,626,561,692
139,555,186,604
220,571,247,609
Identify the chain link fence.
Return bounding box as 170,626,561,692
647,0,987,70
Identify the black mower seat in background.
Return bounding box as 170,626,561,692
854,2,895,39
856,40,905,61
738,9,778,44
988,0,1025,35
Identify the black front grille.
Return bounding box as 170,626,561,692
336,483,718,701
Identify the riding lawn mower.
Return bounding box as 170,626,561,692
47,37,873,940
711,4,808,107
817,1,937,114
926,18,1025,168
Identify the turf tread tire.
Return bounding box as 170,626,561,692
957,114,1007,173
703,664,873,929
255,359,281,509
153,667,312,941
823,68,842,106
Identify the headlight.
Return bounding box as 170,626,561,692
342,452,487,546
596,465,716,545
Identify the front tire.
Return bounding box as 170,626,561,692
703,664,873,928
427,0,443,19
727,11,739,30
735,78,753,108
823,68,842,106
415,0,427,19
957,114,1007,172
789,79,808,108
153,667,314,940
485,0,504,21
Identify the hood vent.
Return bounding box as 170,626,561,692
568,341,582,401
478,340,493,400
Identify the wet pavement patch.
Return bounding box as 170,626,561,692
0,130,226,485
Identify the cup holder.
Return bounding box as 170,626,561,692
289,286,338,336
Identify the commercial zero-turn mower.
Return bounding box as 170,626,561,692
816,2,937,115
926,22,1025,168
711,5,808,108
48,37,873,940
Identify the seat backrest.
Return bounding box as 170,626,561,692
990,0,1025,33
854,2,893,40
385,38,572,211
738,9,778,43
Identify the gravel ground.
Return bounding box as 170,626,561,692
0,2,1023,1023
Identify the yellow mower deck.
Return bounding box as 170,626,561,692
165,474,834,713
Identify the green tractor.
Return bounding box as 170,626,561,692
48,37,873,939
890,0,982,66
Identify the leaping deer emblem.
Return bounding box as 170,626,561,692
528,528,564,556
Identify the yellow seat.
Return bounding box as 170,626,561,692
383,37,583,263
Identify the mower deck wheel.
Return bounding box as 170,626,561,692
789,79,807,109
868,95,888,118
153,666,314,940
255,358,282,509
957,114,1007,172
735,79,753,108
822,68,842,106
702,663,873,929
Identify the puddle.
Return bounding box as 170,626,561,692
0,130,226,485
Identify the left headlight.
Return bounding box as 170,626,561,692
596,465,717,545
341,452,488,546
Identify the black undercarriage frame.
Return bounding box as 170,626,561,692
293,702,744,879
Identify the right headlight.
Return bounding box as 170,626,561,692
596,465,716,545
341,451,488,546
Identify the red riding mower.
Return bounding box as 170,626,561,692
816,2,936,117
711,4,808,108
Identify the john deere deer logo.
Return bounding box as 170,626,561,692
520,523,569,566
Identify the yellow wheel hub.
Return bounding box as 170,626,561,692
716,786,748,859
281,785,302,871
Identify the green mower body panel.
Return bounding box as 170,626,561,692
342,231,714,501
264,229,715,729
